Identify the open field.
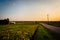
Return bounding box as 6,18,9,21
15,21,60,27
0,22,60,40
0,24,38,40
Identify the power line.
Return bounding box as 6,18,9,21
47,14,49,21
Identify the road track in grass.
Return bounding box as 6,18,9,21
41,23,60,34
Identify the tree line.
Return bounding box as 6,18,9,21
0,18,9,25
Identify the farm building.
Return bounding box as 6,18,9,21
10,21,16,24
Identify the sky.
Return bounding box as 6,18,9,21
0,0,60,21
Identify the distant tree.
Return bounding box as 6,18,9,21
6,18,9,24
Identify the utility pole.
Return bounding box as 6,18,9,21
47,14,49,21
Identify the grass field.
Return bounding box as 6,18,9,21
0,24,38,40
0,23,59,40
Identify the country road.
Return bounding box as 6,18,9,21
40,23,60,34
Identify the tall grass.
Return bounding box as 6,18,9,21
0,24,37,40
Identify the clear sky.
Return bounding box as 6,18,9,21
0,0,60,21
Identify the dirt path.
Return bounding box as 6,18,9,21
40,23,60,34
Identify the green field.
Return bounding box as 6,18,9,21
0,23,59,40
0,24,38,40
